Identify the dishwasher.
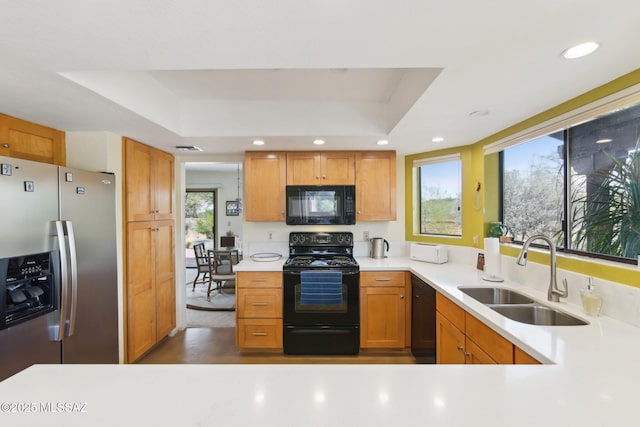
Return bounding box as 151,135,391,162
411,274,436,363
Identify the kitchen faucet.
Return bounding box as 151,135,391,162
516,234,568,302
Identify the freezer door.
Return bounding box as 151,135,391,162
58,168,118,364
0,156,59,258
0,156,62,380
0,316,61,381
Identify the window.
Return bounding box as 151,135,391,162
500,101,640,262
415,155,462,236
502,132,564,243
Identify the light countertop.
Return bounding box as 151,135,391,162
2,257,639,426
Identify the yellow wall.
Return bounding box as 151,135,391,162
405,68,640,288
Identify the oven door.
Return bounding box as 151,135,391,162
283,269,359,326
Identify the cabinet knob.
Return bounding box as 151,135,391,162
456,345,464,351
400,295,405,299
464,352,471,357
322,175,326,179
2,143,9,148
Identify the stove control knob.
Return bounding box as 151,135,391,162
291,235,298,244
298,235,306,244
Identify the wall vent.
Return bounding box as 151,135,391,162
175,145,203,152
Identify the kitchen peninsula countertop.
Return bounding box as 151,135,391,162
2,258,639,426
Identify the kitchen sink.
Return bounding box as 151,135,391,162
491,304,589,326
458,287,535,305
457,286,588,326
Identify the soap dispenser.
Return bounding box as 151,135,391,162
580,278,603,316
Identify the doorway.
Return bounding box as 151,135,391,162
185,189,217,266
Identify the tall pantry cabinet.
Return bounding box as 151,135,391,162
123,137,176,362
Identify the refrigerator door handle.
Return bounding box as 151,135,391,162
52,221,68,342
64,220,78,336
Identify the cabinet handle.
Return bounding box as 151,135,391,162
251,279,267,283
456,345,464,351
252,332,268,336
375,278,391,282
252,302,269,306
2,143,9,148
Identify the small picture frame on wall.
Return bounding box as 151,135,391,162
226,201,239,216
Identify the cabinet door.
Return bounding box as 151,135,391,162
515,347,541,364
153,151,174,221
126,222,156,362
244,152,287,221
321,151,354,185
0,113,66,165
154,221,175,339
360,286,406,348
464,338,497,364
465,313,514,364
355,151,396,221
435,311,466,364
125,139,154,222
286,152,320,185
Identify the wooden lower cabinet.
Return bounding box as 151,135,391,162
436,292,516,364
360,271,410,349
126,220,175,362
515,346,541,364
435,311,466,363
236,271,283,349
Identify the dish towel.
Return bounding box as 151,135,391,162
300,271,343,306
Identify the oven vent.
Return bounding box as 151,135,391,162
175,145,203,152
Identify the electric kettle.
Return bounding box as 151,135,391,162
370,237,390,259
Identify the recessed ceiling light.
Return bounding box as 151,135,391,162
469,110,490,117
596,138,613,144
431,137,444,143
377,140,389,145
562,41,599,59
253,140,265,146
313,139,325,145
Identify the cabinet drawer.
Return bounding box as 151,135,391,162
237,319,283,349
465,313,513,364
436,292,465,331
360,271,405,287
237,288,282,318
236,271,282,288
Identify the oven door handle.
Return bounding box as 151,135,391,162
284,270,359,276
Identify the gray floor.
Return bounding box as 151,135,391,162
185,266,236,328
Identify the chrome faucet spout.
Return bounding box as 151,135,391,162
515,235,568,302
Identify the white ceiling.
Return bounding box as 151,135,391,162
1,1,639,158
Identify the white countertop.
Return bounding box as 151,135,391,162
2,257,639,426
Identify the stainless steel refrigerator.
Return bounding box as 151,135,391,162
0,155,118,381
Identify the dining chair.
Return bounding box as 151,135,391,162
207,249,239,301
192,243,213,292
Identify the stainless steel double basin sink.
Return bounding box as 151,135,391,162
458,287,588,326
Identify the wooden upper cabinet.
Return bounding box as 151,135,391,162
244,151,287,221
124,137,174,222
0,113,66,165
355,151,396,221
287,151,355,185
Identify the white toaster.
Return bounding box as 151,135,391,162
409,243,448,264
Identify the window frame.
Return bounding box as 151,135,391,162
413,153,463,237
497,99,640,266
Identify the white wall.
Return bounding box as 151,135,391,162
185,168,244,245
65,131,125,364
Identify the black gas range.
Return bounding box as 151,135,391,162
282,232,360,355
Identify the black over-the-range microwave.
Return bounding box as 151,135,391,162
285,185,356,225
